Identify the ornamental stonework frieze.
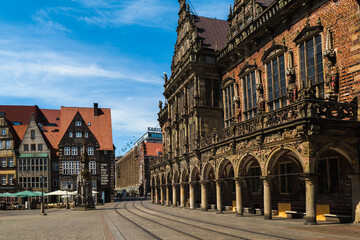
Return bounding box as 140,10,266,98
236,140,247,150
216,144,232,155
264,133,282,144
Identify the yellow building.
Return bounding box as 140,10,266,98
0,113,20,193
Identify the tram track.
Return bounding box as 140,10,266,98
102,205,125,240
121,200,204,240
140,200,295,240
113,201,162,240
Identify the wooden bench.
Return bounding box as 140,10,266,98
285,211,304,219
324,214,352,223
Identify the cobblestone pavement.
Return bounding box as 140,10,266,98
1,198,360,240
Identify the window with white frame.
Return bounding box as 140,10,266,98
5,140,10,149
266,54,287,111
69,132,73,138
69,161,74,174
62,161,68,174
8,174,14,185
75,161,80,174
85,132,88,138
88,147,94,156
64,147,70,155
71,147,78,155
243,71,257,120
1,158,6,167
62,181,73,190
8,158,13,167
1,129,6,136
76,132,82,138
75,121,82,126
92,180,97,189
0,141,3,149
223,81,235,127
89,161,96,174
299,34,324,98
1,175,6,185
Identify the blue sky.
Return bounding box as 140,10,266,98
0,0,232,156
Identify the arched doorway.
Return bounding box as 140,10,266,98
190,166,201,208
202,163,216,210
315,147,355,217
180,169,189,207
266,149,305,218
218,159,235,209
166,172,173,205
238,155,263,213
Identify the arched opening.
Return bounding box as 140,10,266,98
156,175,161,204
173,171,180,206
190,166,201,208
218,159,235,209
239,155,263,213
181,169,189,207
267,150,305,217
315,148,355,216
203,163,216,208
161,174,166,204
166,172,173,205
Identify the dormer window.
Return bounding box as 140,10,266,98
85,132,89,138
69,132,73,138
75,121,82,126
76,132,82,138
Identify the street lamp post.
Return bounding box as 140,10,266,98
40,176,46,216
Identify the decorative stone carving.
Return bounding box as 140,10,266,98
323,29,338,101
286,51,297,103
256,70,265,112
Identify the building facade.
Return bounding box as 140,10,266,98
115,147,139,192
0,113,20,193
18,115,52,192
151,0,360,224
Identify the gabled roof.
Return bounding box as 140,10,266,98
41,109,60,126
42,126,60,150
13,125,28,140
0,105,40,125
59,107,113,151
194,16,228,50
144,142,163,157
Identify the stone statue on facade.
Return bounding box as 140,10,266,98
323,29,338,101
286,51,298,103
256,70,265,112
162,72,168,83
74,143,95,210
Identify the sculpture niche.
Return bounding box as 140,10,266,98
73,144,95,210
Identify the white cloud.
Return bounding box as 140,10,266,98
32,9,71,33
75,0,178,29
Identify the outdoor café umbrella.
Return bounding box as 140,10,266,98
13,191,39,197
46,190,69,196
0,192,16,197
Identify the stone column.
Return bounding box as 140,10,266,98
305,175,317,225
216,180,223,213
150,186,154,204
349,174,360,223
201,182,208,211
166,185,170,206
160,185,164,205
155,186,159,205
180,183,185,207
235,179,244,216
263,177,272,220
173,184,177,207
189,183,195,210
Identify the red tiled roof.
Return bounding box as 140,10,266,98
0,105,39,125
59,106,113,151
194,16,228,50
41,109,60,126
144,142,163,157
13,125,28,140
42,126,60,150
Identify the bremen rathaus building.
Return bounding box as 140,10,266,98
151,0,360,224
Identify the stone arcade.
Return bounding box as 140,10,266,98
150,0,360,225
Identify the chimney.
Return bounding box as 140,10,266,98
94,103,98,116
